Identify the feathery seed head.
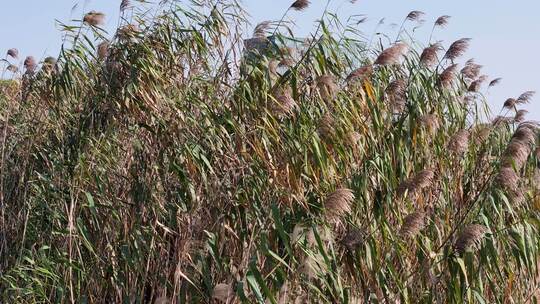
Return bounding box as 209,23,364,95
435,15,451,27
120,0,131,11
497,167,520,190
318,113,335,139
406,11,425,22
253,21,271,38
400,212,426,237
503,98,516,109
386,79,407,113
374,42,408,65
444,38,471,61
448,130,470,154
212,283,234,303
517,91,535,104
438,64,458,88
97,41,109,60
290,0,310,11
455,224,487,253
7,48,18,59
420,114,440,134
346,65,373,82
23,56,37,71
420,43,442,67
84,11,105,26
488,77,502,87
514,110,528,123
316,74,338,101
324,188,355,218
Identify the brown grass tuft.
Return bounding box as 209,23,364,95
84,11,105,27
455,224,487,253
503,98,516,109
434,15,451,27
324,188,355,218
290,0,310,11
7,48,18,59
253,21,271,38
97,41,109,60
346,65,373,82
398,169,435,197
438,64,458,88
212,283,234,303
120,0,131,12
406,11,425,22
488,77,502,87
419,43,442,67
444,38,471,61
23,56,37,72
517,91,535,104
374,42,408,65
340,228,364,250
386,79,407,113
461,59,482,79
318,113,336,139
400,211,426,237
448,130,470,154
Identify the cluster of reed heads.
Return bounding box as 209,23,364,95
0,0,539,303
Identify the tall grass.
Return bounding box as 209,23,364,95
0,0,539,303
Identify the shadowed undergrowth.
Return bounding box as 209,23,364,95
0,1,539,303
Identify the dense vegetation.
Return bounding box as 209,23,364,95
1,0,539,303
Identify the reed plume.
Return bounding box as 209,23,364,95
438,64,458,88
419,43,442,67
516,91,535,104
253,21,271,38
406,11,424,22
340,228,364,250
434,15,451,27
316,74,338,101
448,130,470,154
212,283,234,302
374,42,408,65
398,169,435,196
324,188,355,218
7,48,18,59
488,77,502,87
400,212,426,237
444,38,471,61
23,56,37,72
514,110,528,123
455,224,487,253
346,65,373,82
318,113,335,139
120,0,131,12
97,41,109,60
461,59,482,79
290,0,310,11
84,11,105,26
386,79,406,113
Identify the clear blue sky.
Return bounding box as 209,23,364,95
1,0,538,120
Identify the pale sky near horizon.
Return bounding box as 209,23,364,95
1,0,538,120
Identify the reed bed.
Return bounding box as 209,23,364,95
0,0,539,303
